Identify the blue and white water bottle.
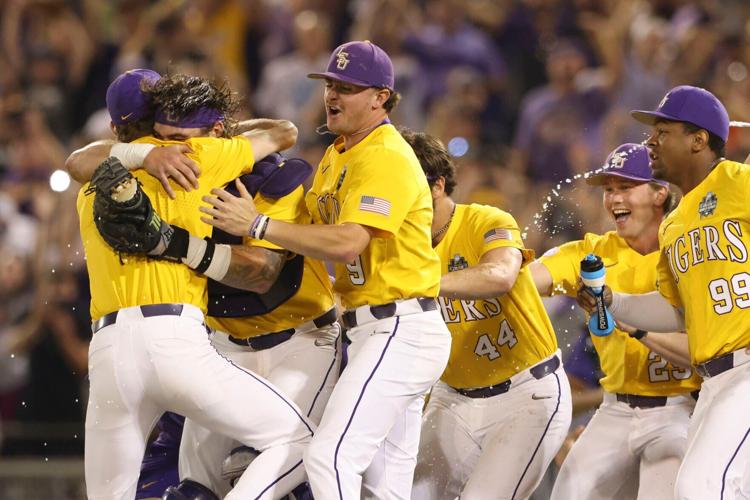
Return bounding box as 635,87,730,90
580,253,614,336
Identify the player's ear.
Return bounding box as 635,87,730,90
431,176,446,199
691,129,709,153
653,185,668,208
372,89,390,110
211,120,226,138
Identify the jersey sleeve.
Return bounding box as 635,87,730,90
655,250,683,308
188,136,255,188
471,206,534,265
537,237,591,296
336,149,420,237
245,186,305,250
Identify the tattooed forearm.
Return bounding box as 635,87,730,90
219,245,286,292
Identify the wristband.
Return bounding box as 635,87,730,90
630,329,648,340
257,216,271,240
110,143,156,169
249,214,270,240
194,238,216,274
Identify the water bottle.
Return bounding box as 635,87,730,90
580,253,614,336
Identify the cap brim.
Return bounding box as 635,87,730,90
307,72,391,89
585,171,669,187
630,110,681,126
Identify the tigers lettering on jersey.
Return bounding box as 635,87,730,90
657,160,750,364
439,297,503,324
540,231,701,396
435,203,557,389
304,124,440,309
663,219,748,283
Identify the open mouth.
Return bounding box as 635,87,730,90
612,208,631,223
327,106,342,116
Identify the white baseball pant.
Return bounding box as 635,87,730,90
552,391,695,500
411,351,572,500
304,300,451,500
675,350,750,500
84,304,313,500
179,321,342,496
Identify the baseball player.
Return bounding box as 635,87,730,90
138,75,341,498
73,70,315,500
579,86,750,499
68,72,334,499
400,129,572,500
531,142,702,499
200,41,452,499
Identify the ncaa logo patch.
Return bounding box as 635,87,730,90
336,50,351,70
698,191,718,218
448,254,468,272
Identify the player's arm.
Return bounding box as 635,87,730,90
615,320,691,369
65,139,200,198
211,245,286,293
578,287,685,332
439,247,523,300
200,179,372,263
240,119,298,162
529,261,554,296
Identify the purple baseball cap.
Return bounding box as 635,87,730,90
631,85,729,143
308,40,394,90
106,69,161,126
586,143,669,187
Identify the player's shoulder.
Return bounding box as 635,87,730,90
464,202,515,224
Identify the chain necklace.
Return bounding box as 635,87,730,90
432,203,456,246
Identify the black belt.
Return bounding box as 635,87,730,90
227,308,337,351
92,304,185,334
616,393,668,409
454,355,560,399
341,297,437,329
696,350,736,378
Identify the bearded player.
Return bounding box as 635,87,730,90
399,129,572,500
579,86,750,499
70,70,314,500
531,143,702,500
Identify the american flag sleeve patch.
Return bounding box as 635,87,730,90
484,228,513,243
359,195,391,216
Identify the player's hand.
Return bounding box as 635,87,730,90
200,179,258,236
142,145,200,199
614,319,636,335
575,278,613,313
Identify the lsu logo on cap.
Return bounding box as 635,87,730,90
608,151,628,170
336,50,350,70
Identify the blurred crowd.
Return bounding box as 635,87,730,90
2,0,750,458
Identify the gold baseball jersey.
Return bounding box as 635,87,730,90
78,135,255,321
437,203,557,389
540,231,701,396
208,186,335,337
657,160,750,365
305,124,440,309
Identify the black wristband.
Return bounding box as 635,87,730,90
194,237,216,274
161,225,190,262
630,329,648,340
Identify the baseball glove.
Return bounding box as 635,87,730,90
86,157,189,261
